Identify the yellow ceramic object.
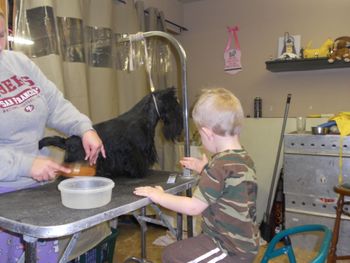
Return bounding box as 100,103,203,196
303,38,334,58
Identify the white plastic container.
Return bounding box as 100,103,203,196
58,177,115,209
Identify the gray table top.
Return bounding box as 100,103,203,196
0,170,198,239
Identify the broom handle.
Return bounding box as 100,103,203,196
265,94,292,219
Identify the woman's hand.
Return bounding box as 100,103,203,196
179,153,208,174
133,186,164,203
82,129,106,165
30,157,71,181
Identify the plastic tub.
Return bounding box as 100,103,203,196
58,177,115,209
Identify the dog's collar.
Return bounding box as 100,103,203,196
151,93,161,118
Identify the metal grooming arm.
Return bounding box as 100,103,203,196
124,31,191,170
124,31,195,245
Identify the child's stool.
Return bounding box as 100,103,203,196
328,184,350,262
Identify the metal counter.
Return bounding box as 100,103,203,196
284,133,350,255
0,170,198,262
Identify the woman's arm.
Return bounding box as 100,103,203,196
0,148,34,181
0,148,70,182
21,53,93,136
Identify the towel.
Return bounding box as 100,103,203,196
330,112,350,136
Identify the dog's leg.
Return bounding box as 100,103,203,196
38,136,67,150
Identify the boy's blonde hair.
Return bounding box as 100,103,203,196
0,7,4,18
192,88,244,136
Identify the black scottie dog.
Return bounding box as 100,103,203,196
39,87,183,178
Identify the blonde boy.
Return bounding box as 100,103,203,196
134,88,260,262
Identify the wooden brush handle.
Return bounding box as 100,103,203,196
61,163,96,177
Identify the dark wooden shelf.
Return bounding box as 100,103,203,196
265,58,350,72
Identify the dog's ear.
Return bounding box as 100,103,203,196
38,136,67,150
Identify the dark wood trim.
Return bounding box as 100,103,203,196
265,58,350,72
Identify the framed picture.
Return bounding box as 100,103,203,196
277,33,301,59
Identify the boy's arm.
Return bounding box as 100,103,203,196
133,186,208,216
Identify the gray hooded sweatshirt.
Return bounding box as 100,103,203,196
0,50,93,189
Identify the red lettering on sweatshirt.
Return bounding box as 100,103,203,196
21,76,35,86
0,84,6,94
0,87,40,108
0,75,35,94
10,75,25,87
2,79,16,92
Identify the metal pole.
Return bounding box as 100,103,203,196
123,31,193,238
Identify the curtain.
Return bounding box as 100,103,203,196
0,0,8,47
11,0,179,170
56,0,90,116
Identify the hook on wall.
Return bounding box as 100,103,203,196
117,0,188,33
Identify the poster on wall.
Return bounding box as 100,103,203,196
224,26,242,75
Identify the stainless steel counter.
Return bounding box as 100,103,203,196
0,170,198,262
284,133,350,254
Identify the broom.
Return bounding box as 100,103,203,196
259,94,292,242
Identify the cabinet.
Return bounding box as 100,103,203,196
283,133,350,254
265,58,350,72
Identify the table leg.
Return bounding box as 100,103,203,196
23,235,38,263
140,207,147,259
186,188,193,238
125,201,192,263
176,213,183,240
126,207,152,263
59,232,81,263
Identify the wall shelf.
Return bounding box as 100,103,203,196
265,58,350,72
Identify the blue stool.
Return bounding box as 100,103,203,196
261,224,332,263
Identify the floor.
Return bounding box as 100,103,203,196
113,216,350,263
114,219,164,262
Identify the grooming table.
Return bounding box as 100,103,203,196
0,170,198,263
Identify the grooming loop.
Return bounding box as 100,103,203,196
129,32,160,116
129,32,155,91
125,31,190,161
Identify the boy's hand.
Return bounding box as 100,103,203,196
133,186,164,203
179,153,208,174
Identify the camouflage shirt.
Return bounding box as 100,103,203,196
193,149,260,257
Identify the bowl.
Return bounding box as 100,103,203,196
311,126,329,135
58,177,115,209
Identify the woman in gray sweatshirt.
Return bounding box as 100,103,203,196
0,11,105,192
0,8,107,262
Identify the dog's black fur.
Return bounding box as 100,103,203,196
39,87,183,178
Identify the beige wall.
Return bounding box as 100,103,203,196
178,0,350,118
